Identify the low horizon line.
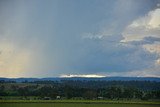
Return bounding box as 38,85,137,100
0,76,160,79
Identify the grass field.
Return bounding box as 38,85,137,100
0,100,160,105
0,102,160,107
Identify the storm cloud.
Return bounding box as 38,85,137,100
0,0,160,77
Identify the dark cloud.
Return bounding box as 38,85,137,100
128,36,160,46
144,36,160,43
0,0,159,77
59,34,157,75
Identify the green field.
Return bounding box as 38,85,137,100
0,100,160,104
0,100,160,107
0,103,160,107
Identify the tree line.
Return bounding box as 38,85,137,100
0,80,160,100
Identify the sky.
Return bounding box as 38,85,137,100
0,0,160,78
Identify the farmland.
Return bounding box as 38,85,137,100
0,101,160,107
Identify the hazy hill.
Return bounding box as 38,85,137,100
0,77,160,82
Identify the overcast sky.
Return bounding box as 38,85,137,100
0,0,160,78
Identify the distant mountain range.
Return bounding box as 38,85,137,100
0,77,160,82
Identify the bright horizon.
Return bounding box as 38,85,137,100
0,0,160,78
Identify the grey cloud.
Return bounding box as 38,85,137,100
144,36,160,43
126,36,160,46
0,0,159,77
64,34,157,75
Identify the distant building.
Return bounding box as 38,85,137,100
44,97,51,100
56,96,61,99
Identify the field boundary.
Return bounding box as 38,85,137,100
0,100,160,105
